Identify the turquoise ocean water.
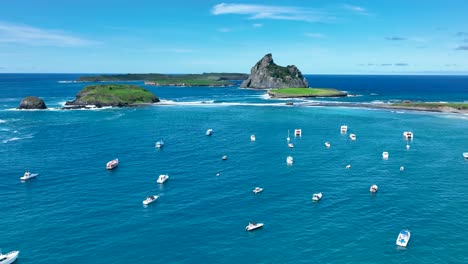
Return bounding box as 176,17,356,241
1,74,467,263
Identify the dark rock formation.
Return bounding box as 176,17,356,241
18,96,47,109
240,54,309,89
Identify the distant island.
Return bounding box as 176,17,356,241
77,73,248,87
64,84,159,109
268,88,347,98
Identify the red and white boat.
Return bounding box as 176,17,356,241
106,159,119,170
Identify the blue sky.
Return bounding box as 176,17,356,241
1,0,468,74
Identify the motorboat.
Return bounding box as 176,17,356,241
253,187,263,194
463,152,468,159
155,139,164,148
400,166,405,172
286,156,293,165
245,222,264,231
369,184,378,192
324,142,331,148
340,125,348,133
403,131,413,139
349,134,356,140
142,195,159,205
106,158,118,170
0,250,19,264
206,129,213,136
294,129,302,137
288,143,294,148
222,155,228,160
382,152,389,160
157,174,169,184
20,170,38,181
250,134,256,141
312,192,322,201
346,164,351,169
396,229,411,247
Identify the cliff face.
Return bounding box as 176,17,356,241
240,54,309,89
18,96,47,109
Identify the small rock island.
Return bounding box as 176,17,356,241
65,84,159,108
18,96,47,109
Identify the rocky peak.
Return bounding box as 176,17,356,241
18,96,47,109
240,54,309,89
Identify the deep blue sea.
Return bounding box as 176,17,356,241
1,74,467,263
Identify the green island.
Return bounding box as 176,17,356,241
64,84,159,108
268,88,347,98
77,73,248,86
391,102,468,111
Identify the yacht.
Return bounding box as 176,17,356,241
312,192,322,201
463,152,468,159
396,229,411,247
369,184,378,192
294,129,302,137
206,129,213,136
382,152,389,160
288,142,294,148
245,222,264,231
142,195,159,205
106,158,118,170
253,187,263,194
157,174,169,184
20,170,38,181
349,134,356,140
0,250,19,264
250,134,256,141
155,139,164,148
403,131,413,139
340,125,348,133
286,156,293,165
324,142,331,148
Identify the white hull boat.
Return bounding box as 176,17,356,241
396,229,411,247
206,129,213,136
245,222,264,231
324,142,331,148
286,156,293,165
403,131,413,139
288,143,294,148
106,158,119,170
0,250,19,264
463,152,468,159
157,174,169,184
346,164,351,169
341,125,348,133
253,187,263,194
349,134,356,140
382,152,389,160
250,135,256,141
20,171,38,181
400,166,405,172
222,155,228,160
294,129,302,137
369,184,378,192
155,140,164,148
312,192,322,201
142,195,159,205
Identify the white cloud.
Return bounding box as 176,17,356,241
252,23,263,28
305,33,327,38
343,4,369,15
212,3,330,22
0,21,98,47
217,27,232,33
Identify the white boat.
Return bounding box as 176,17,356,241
400,166,405,172
346,164,351,169
155,139,164,148
245,222,264,231
206,129,213,136
403,131,413,139
294,129,302,137
20,170,38,181
463,152,468,159
396,229,411,247
250,134,256,141
222,155,228,160
349,134,356,140
382,152,389,159
156,174,169,184
106,158,118,170
324,142,331,148
253,187,263,194
312,192,322,201
142,195,159,205
341,125,348,133
369,184,378,192
288,143,294,148
286,156,293,165
0,250,19,264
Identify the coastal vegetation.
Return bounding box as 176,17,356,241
268,88,347,98
392,102,468,110
65,84,159,107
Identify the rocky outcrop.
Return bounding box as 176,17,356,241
240,54,309,89
18,96,47,109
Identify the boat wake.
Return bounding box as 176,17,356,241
2,135,33,144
